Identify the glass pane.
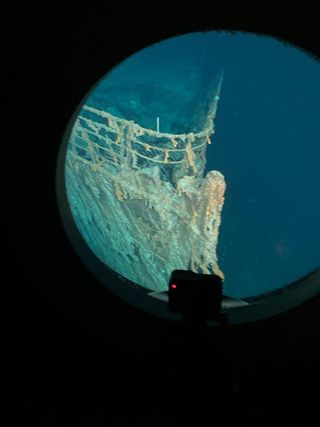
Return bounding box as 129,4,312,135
63,31,320,299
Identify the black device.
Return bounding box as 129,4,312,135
168,269,225,323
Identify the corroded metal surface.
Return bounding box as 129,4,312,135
65,74,226,291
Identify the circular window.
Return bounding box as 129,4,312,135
57,31,320,323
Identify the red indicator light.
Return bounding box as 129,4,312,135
171,284,177,289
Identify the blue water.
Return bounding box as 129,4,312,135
78,31,320,298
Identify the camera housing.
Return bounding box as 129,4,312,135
168,270,223,322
